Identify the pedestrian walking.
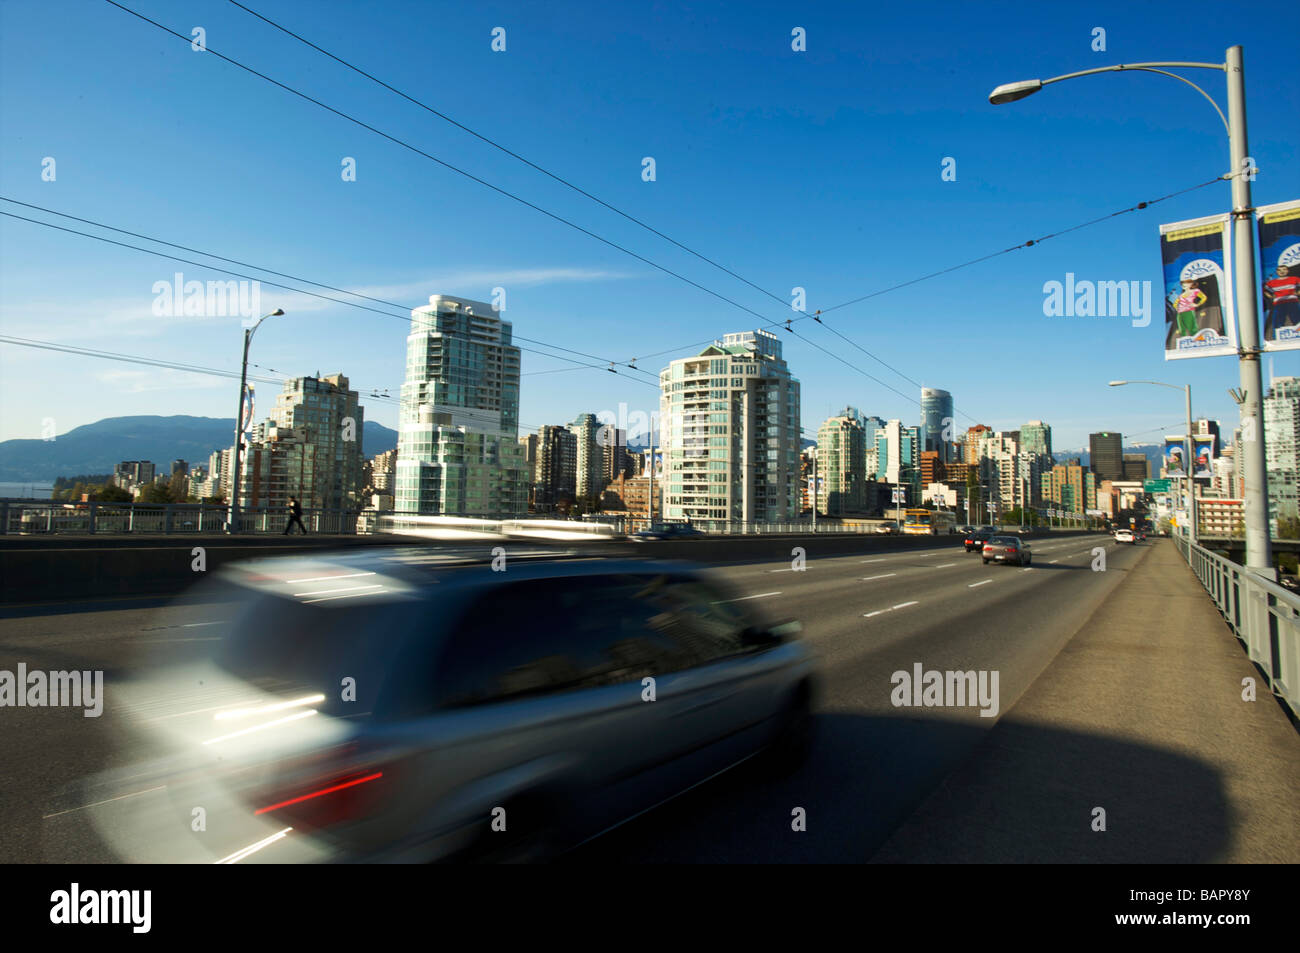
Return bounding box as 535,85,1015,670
284,496,307,535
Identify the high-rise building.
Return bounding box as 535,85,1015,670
567,413,604,502
874,420,920,484
659,329,801,526
964,425,992,465
1264,376,1300,525
534,424,578,510
1021,421,1052,459
395,295,528,516
1122,453,1150,482
920,388,955,462
1043,462,1097,515
171,459,188,476
601,427,633,485
816,409,868,516
251,373,365,512
1089,431,1124,483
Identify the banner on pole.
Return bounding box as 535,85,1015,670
1160,214,1237,359
1257,199,1300,351
1192,434,1216,480
1163,435,1188,478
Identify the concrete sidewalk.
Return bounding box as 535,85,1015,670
871,539,1300,863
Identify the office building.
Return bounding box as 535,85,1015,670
659,329,801,526
920,388,954,463
534,424,578,510
1264,376,1300,525
1123,453,1150,482
568,413,604,502
1089,431,1124,483
395,295,528,516
816,409,868,516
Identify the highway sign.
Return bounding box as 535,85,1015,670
1144,479,1172,493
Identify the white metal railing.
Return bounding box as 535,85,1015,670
1174,533,1300,719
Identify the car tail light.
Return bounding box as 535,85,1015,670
249,745,393,832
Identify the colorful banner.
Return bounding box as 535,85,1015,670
239,384,255,446
1193,434,1216,480
1257,199,1300,352
1160,214,1237,359
1163,436,1188,478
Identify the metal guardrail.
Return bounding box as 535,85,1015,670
0,500,361,535
1174,532,1300,719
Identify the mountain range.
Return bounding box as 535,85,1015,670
0,415,399,483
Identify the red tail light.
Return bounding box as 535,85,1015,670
248,745,393,831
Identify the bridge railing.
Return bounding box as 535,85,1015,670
0,499,360,535
1173,533,1300,719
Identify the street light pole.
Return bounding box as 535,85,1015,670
993,46,1271,575
227,309,284,534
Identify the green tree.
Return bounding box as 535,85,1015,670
1276,516,1300,541
137,482,174,504
94,484,132,503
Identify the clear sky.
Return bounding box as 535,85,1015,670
2,0,1297,452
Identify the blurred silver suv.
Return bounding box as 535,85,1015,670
102,550,816,863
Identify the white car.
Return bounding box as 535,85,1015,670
1114,529,1135,544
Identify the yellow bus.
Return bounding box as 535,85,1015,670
903,508,955,535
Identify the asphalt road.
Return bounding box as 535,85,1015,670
0,532,1153,863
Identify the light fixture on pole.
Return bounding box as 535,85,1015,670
227,309,285,534
994,49,1271,576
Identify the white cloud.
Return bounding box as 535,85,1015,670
95,368,225,393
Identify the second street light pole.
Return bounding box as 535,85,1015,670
228,309,284,535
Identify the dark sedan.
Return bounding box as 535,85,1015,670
964,528,994,552
631,523,705,541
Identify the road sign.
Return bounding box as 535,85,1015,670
1144,479,1172,493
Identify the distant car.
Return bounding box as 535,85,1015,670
956,525,974,535
1017,526,1032,535
1114,529,1135,544
631,523,705,541
964,528,994,552
109,552,817,863
983,535,1031,566
1280,575,1300,594
874,523,898,535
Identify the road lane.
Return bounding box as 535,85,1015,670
0,533,1145,863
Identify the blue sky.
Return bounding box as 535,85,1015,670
2,0,1297,453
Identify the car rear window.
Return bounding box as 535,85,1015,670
988,536,1018,546
213,596,427,721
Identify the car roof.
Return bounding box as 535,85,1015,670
214,547,705,608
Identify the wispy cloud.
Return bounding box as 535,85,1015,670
95,368,225,393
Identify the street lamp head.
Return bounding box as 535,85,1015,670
989,79,1043,105
270,308,285,317
1108,380,1128,387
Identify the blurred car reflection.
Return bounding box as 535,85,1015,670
97,550,815,863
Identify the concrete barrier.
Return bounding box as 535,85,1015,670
0,529,1099,605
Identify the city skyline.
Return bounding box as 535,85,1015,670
4,2,1298,452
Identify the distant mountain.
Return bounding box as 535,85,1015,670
0,415,399,482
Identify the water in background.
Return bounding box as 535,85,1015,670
0,483,54,499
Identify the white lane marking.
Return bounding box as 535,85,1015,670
1050,559,1061,564
712,591,781,604
131,637,223,643
861,573,897,581
768,568,798,573
863,600,920,618
215,828,294,865
860,558,887,564
1022,567,1033,572
968,580,992,588
284,571,377,584
43,786,167,820
933,563,957,569
292,583,384,597
183,621,222,628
